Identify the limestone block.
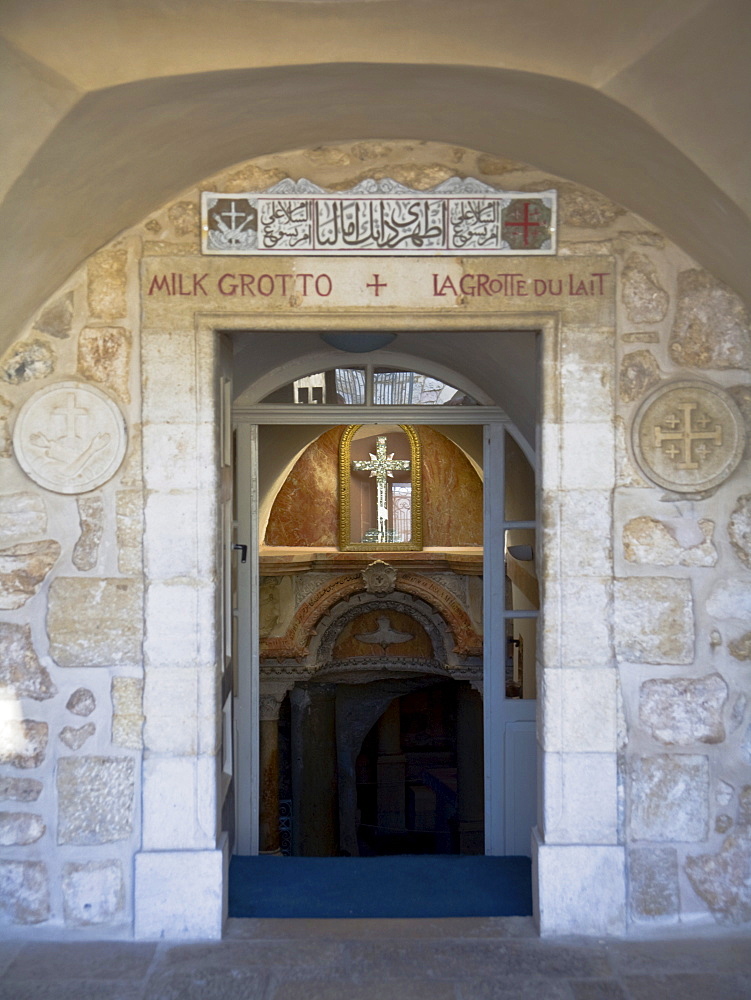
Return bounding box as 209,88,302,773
629,754,709,842
141,330,197,424
706,577,751,621
685,826,751,924
134,845,226,939
0,540,61,609
717,780,735,807
614,577,694,664
168,200,200,238
716,814,733,834
670,269,751,369
59,722,96,750
559,577,612,667
142,755,216,851
0,811,45,845
66,687,96,716
528,180,624,229
87,249,128,321
1,339,55,384
0,860,49,924
144,580,215,669
730,693,747,733
112,676,144,749
541,751,618,844
615,416,648,488
541,668,617,753
729,632,751,660
728,494,751,570
0,493,47,545
116,489,143,575
62,860,125,926
0,395,11,456
57,756,134,844
77,325,132,403
629,847,679,920
34,290,74,339
639,673,728,745
72,495,104,571
560,422,615,490
0,623,56,700
623,516,717,567
621,253,669,324
0,719,48,769
47,577,143,667
619,349,661,404
217,162,288,193
533,833,626,936
0,776,42,801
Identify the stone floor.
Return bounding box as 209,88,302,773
0,918,749,999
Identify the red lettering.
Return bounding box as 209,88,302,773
178,273,191,296
299,274,314,295
432,274,444,296
257,274,274,297
489,278,503,294
148,274,170,295
275,273,293,296
193,273,208,296
515,277,528,296
591,272,609,295
459,274,476,296
476,274,490,296
171,273,178,295
218,273,237,295
439,275,458,296
533,279,547,297
315,274,332,297
549,278,563,296
240,274,255,296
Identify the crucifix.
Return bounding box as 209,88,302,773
352,434,410,543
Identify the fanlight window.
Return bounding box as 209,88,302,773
259,368,477,406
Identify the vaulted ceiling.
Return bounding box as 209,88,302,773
1,0,748,350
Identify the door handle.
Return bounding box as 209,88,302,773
233,543,248,563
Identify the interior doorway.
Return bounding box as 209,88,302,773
231,338,539,867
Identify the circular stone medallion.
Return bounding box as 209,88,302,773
632,379,746,493
13,381,127,494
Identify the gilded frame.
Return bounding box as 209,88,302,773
338,424,422,551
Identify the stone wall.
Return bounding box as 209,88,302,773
0,139,749,935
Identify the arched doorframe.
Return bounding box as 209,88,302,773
135,307,626,938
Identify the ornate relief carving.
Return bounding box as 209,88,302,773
632,380,746,494
361,560,397,595
12,381,127,494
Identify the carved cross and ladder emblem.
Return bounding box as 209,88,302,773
653,403,722,469
352,435,410,543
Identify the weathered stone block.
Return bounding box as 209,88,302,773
72,495,104,571
0,719,48,769
0,493,46,545
0,622,56,700
728,493,751,570
116,490,143,575
34,290,74,339
629,847,679,920
57,756,135,844
87,248,128,320
66,687,96,716
621,253,669,324
0,775,42,801
0,811,45,845
706,577,751,621
112,676,144,749
670,269,751,369
62,860,125,926
1,339,55,384
47,577,143,666
619,349,661,404
59,722,96,750
623,516,717,567
614,577,694,664
639,673,728,745
0,540,61,609
729,632,751,660
78,325,132,403
0,394,11,456
168,200,200,238
629,754,709,842
685,827,751,924
0,860,49,923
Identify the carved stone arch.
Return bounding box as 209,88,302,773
259,571,482,663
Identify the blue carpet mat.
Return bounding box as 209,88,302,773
229,855,533,918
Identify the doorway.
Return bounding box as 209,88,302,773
231,344,539,866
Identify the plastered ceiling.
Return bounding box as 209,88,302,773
0,0,749,349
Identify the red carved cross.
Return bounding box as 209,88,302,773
505,201,542,247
